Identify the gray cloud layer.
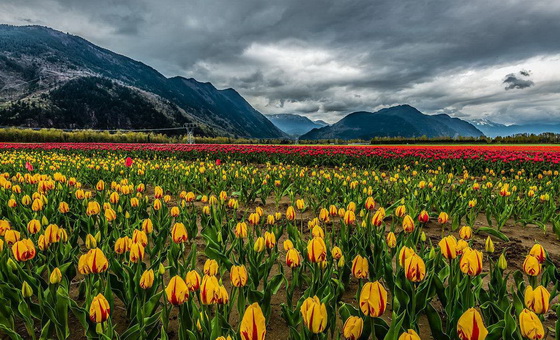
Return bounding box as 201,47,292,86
1,0,560,124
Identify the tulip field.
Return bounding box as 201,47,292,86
0,143,559,340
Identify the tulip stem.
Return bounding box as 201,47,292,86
370,317,376,340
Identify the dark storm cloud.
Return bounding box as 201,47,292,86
503,71,535,90
1,0,560,123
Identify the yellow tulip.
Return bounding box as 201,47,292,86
165,276,189,305
404,254,426,282
438,235,458,260
240,303,266,340
398,246,416,267
528,244,546,263
89,294,110,323
129,243,145,263
484,236,494,253
300,296,328,333
398,329,421,340
200,275,219,305
342,316,363,340
12,239,36,261
307,237,327,263
230,265,248,287
171,222,188,243
524,286,550,314
235,222,248,239
264,231,276,248
351,255,369,279
203,259,219,276
457,308,488,340
49,267,62,284
459,248,483,276
140,269,154,289
286,248,301,268
438,212,449,224
402,215,415,233
519,309,545,340
254,237,265,252
523,255,542,277
359,281,387,317
185,270,201,291
459,226,473,240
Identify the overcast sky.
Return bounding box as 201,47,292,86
2,0,560,124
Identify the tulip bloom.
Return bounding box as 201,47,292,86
457,308,488,340
398,246,416,266
484,236,494,253
418,210,430,223
404,254,426,282
459,226,473,240
286,206,296,221
58,202,70,214
240,303,266,340
114,236,132,254
27,219,41,234
528,244,546,263
49,268,62,284
203,259,219,276
524,286,550,314
342,316,363,340
248,212,260,226
359,281,387,317
459,248,483,277
171,223,188,243
12,239,36,261
166,276,189,305
395,205,406,217
264,231,276,248
89,294,110,323
235,222,248,239
301,296,328,333
398,330,421,340
254,237,265,252
86,248,109,273
438,212,449,224
402,215,415,233
185,270,201,291
331,246,343,259
4,230,20,245
523,255,542,276
230,265,248,287
200,275,219,305
129,243,145,263
307,237,327,263
86,201,101,215
438,235,458,260
351,255,369,279
386,232,397,248
286,248,301,268
371,208,385,227
132,229,148,247
519,309,545,339
140,269,154,289
283,239,294,251
344,210,356,225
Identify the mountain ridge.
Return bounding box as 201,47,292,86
301,105,484,140
266,113,328,136
0,24,286,138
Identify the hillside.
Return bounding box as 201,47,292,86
300,105,484,140
0,24,285,138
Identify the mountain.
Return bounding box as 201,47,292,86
300,105,484,140
470,119,560,137
314,120,329,127
266,113,327,136
0,24,286,138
